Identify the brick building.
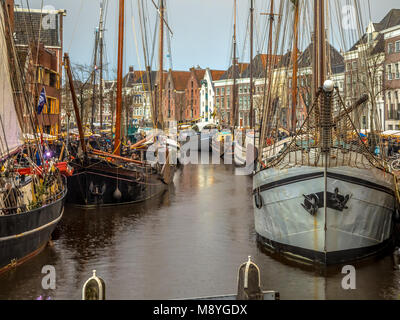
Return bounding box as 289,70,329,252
382,13,400,130
184,67,205,123
345,9,400,131
13,5,66,135
163,70,190,126
214,62,249,127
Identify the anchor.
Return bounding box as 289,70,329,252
301,193,320,216
89,182,106,204
330,187,350,211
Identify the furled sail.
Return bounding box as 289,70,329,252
0,5,22,156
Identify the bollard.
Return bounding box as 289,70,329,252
82,270,106,300
394,247,400,270
236,256,264,300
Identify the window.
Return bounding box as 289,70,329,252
396,63,400,79
396,41,400,52
216,88,220,95
388,64,393,80
221,88,225,95
352,61,358,70
388,43,394,54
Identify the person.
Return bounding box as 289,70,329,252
384,141,389,158
374,145,380,156
389,141,393,157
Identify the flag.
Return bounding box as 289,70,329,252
37,88,47,115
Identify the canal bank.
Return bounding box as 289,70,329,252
0,155,399,300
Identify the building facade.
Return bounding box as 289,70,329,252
383,23,400,130
14,6,66,135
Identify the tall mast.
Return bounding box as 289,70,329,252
99,0,104,131
291,0,299,133
313,0,326,98
90,28,99,132
257,0,275,162
64,53,86,154
249,0,254,128
230,0,238,128
114,0,124,155
158,0,165,129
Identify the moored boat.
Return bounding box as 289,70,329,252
0,1,66,273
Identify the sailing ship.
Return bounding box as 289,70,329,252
64,0,175,207
233,0,255,168
0,1,66,273
253,0,397,265
211,0,240,160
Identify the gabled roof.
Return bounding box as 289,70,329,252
297,42,344,74
209,70,225,81
123,70,146,87
241,54,282,78
375,9,400,32
276,51,292,68
169,71,191,91
349,8,400,51
190,68,206,85
220,63,249,80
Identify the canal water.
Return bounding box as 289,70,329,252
1,154,400,300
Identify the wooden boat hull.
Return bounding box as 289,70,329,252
66,159,168,207
0,188,66,274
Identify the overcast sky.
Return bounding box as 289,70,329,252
21,0,400,78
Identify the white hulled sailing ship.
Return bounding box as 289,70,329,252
253,0,397,265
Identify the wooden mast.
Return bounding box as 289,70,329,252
90,28,99,132
64,53,86,154
99,0,104,131
291,0,299,133
249,0,254,128
114,0,124,155
158,0,165,130
230,0,238,128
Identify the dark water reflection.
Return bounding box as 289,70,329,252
1,154,400,300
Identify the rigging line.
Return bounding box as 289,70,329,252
143,0,152,66
24,0,55,135
12,2,46,145
164,2,173,70
130,0,145,92
67,0,84,53
150,8,159,69
138,0,149,67
240,4,251,68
